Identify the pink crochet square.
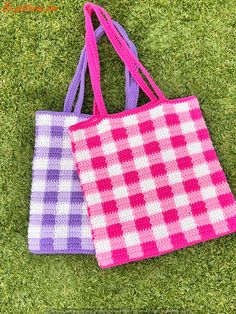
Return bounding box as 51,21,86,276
69,96,236,268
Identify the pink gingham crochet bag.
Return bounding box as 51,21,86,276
69,3,236,268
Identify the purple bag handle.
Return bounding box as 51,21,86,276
63,20,139,113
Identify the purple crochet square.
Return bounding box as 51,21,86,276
44,191,58,203
40,238,54,250
49,148,62,158
51,125,64,137
47,169,60,181
42,214,56,226
69,214,82,226
28,111,95,254
70,191,84,203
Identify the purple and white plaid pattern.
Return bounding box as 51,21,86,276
28,21,139,254
28,112,94,253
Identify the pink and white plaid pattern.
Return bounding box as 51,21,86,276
69,96,236,268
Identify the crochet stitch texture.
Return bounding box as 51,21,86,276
28,20,139,254
69,96,236,268
28,112,94,253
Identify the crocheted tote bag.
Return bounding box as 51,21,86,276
69,3,236,267
28,21,139,254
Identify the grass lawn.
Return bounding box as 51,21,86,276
1,0,236,313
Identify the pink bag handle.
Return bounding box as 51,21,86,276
63,21,139,114
84,3,167,116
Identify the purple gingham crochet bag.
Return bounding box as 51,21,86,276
28,21,139,254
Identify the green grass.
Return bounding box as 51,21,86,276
1,0,236,313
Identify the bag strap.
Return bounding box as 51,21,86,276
63,21,139,113
84,3,167,116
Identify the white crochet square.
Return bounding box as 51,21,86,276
62,135,72,149
128,134,144,148
81,225,92,238
118,209,134,223
174,194,189,208
95,239,111,253
36,135,51,147
150,106,164,119
153,224,169,239
75,149,91,162
58,180,73,192
64,116,78,127
28,225,41,238
108,164,123,177
124,232,140,247
209,209,225,223
81,202,87,214
31,180,46,192
33,157,49,170
113,186,129,199
194,164,210,178
146,201,162,215
72,129,86,142
174,101,189,113
97,119,111,134
102,142,117,155
56,202,70,215
54,225,68,238
168,171,182,184
60,158,75,170
91,215,106,229
134,156,149,170
180,216,196,231
140,178,156,192
122,114,138,127
187,142,202,155
201,186,217,200
155,127,170,140
37,114,52,126
86,192,101,206
161,148,176,162
181,121,196,134
30,202,44,215
80,170,96,184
